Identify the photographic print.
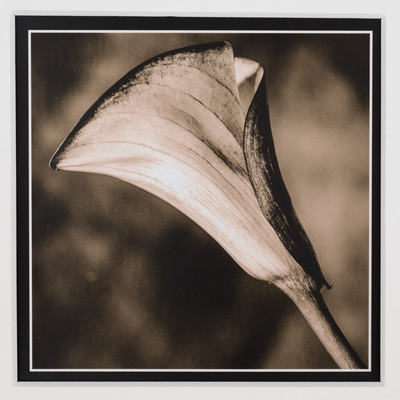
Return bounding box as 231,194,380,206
16,16,381,381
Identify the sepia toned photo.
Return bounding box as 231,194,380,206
16,16,381,381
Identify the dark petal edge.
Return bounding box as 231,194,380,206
243,75,330,290
49,41,232,170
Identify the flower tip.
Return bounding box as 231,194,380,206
49,154,59,171
49,132,74,171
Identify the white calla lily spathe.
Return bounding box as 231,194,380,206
50,42,365,369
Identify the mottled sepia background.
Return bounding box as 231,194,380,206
31,33,370,369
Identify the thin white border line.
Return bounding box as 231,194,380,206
28,29,373,34
28,29,374,374
28,30,33,372
368,31,373,370
30,368,362,373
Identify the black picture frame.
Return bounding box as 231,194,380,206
15,15,381,382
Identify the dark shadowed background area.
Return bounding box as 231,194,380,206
31,32,370,369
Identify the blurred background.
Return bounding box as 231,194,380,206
31,32,370,369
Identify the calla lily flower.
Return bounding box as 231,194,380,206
50,42,365,369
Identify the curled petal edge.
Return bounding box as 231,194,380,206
243,74,330,290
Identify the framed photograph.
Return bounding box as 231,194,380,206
15,15,381,382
